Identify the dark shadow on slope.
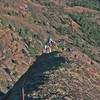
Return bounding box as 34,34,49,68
3,51,67,100
0,91,5,100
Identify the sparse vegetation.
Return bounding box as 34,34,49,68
7,10,18,16
56,25,72,35
70,0,100,10
26,44,38,57
11,59,18,65
41,0,54,7
0,0,100,100
0,18,16,30
69,13,100,45
18,27,31,38
5,51,11,59
0,18,33,38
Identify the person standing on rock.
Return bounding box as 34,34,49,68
43,37,56,54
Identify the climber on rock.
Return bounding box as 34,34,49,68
43,37,56,54
43,45,51,54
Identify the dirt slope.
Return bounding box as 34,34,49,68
0,0,100,100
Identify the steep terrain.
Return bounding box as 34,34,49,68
0,0,100,100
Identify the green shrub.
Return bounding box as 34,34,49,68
18,27,30,38
56,25,71,35
0,18,8,28
27,45,38,57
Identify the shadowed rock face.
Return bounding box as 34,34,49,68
3,51,66,100
3,51,100,100
0,91,5,100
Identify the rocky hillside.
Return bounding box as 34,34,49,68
0,0,100,100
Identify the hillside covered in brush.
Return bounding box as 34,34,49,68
0,0,100,100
